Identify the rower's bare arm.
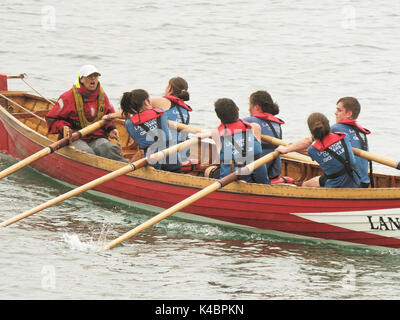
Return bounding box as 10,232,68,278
276,137,312,154
102,110,123,120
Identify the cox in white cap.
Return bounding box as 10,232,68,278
79,64,101,78
78,65,101,91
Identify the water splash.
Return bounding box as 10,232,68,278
62,233,96,252
62,223,114,252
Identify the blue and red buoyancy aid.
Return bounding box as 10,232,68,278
163,95,192,124
309,132,360,188
244,112,284,147
333,119,370,149
126,108,181,172
251,112,284,125
218,120,269,184
311,132,346,151
128,108,167,151
244,112,285,178
163,95,192,145
335,119,370,135
332,119,371,185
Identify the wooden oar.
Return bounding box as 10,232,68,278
104,150,280,250
0,136,199,227
170,121,400,170
169,120,289,146
259,132,400,170
169,121,316,164
0,119,108,180
352,149,400,170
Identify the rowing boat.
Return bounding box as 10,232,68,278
2,87,400,250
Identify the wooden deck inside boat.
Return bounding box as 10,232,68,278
1,90,400,191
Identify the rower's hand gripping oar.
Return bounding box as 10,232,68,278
103,150,280,250
0,119,108,180
0,137,199,227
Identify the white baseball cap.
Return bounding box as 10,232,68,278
79,65,101,78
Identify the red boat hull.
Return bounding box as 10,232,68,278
2,98,400,250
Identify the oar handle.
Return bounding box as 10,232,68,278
7,74,25,79
260,135,288,147
77,119,107,137
168,120,203,133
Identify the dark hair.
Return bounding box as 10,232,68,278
307,112,330,141
168,77,189,101
214,98,239,124
336,96,360,119
120,89,149,118
250,90,279,115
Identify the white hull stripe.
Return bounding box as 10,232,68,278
294,208,400,238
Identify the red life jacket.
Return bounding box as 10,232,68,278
337,119,370,134
164,96,192,111
45,83,115,141
129,108,164,125
312,132,346,151
252,112,285,125
217,120,252,137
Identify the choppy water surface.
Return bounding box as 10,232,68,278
1,0,400,300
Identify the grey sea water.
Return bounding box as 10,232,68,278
1,0,400,302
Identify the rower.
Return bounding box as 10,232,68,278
104,89,187,172
277,112,361,188
197,98,269,184
244,90,284,181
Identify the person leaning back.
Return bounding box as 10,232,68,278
45,65,126,162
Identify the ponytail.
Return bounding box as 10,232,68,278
249,90,279,115
120,89,149,118
168,77,190,101
307,112,330,141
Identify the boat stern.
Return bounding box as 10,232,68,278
0,73,9,153
0,73,7,91
0,117,9,153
